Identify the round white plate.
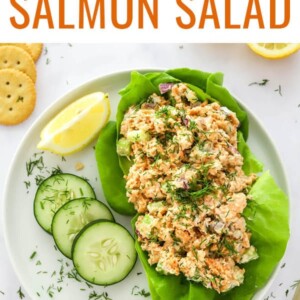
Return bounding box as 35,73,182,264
3,70,289,300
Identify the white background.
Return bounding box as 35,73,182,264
0,0,300,42
0,43,300,299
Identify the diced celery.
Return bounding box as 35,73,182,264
117,138,132,156
127,130,151,142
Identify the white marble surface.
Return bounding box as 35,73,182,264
1,43,300,299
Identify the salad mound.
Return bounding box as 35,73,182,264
95,68,289,300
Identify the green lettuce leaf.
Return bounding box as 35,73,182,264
95,121,135,215
237,131,264,175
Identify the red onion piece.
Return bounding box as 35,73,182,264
159,83,174,94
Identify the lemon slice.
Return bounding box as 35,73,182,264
37,92,110,155
248,43,300,59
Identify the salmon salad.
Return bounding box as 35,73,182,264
117,82,259,293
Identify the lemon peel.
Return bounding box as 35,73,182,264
247,43,300,59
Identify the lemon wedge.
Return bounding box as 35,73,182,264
248,43,300,59
37,92,110,155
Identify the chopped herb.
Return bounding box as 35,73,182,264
35,175,45,186
61,156,66,162
30,251,37,260
132,286,151,297
88,291,112,300
26,156,44,176
285,289,289,297
17,287,25,299
291,279,300,289
281,262,286,268
274,85,282,96
17,96,24,102
46,58,51,65
67,268,82,282
51,166,63,175
24,181,31,189
0,290,4,295
36,260,42,266
68,43,73,47
137,272,142,275
249,79,269,86
85,281,94,289
44,47,48,55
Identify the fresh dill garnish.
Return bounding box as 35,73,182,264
26,156,44,176
0,290,4,295
35,175,45,186
131,286,151,297
280,262,286,268
249,79,269,86
88,291,112,300
46,58,51,65
24,181,31,189
291,279,300,289
274,85,282,96
51,166,63,175
30,251,37,260
67,268,82,282
17,287,25,299
85,281,94,289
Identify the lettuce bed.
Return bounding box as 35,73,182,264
95,68,289,300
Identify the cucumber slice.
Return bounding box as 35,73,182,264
52,198,114,258
72,220,137,285
34,173,96,233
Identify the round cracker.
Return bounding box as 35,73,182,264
26,43,43,62
0,69,36,125
0,46,36,82
0,43,32,56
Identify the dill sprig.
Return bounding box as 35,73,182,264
249,79,269,86
26,156,44,176
17,287,25,299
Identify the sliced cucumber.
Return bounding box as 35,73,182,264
34,173,96,233
72,220,137,285
52,198,114,258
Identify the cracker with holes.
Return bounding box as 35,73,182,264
0,69,36,125
0,45,36,82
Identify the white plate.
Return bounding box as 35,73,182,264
3,70,289,300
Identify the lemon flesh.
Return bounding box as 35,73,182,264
38,92,110,155
248,43,300,59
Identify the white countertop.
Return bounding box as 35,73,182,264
1,43,300,299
